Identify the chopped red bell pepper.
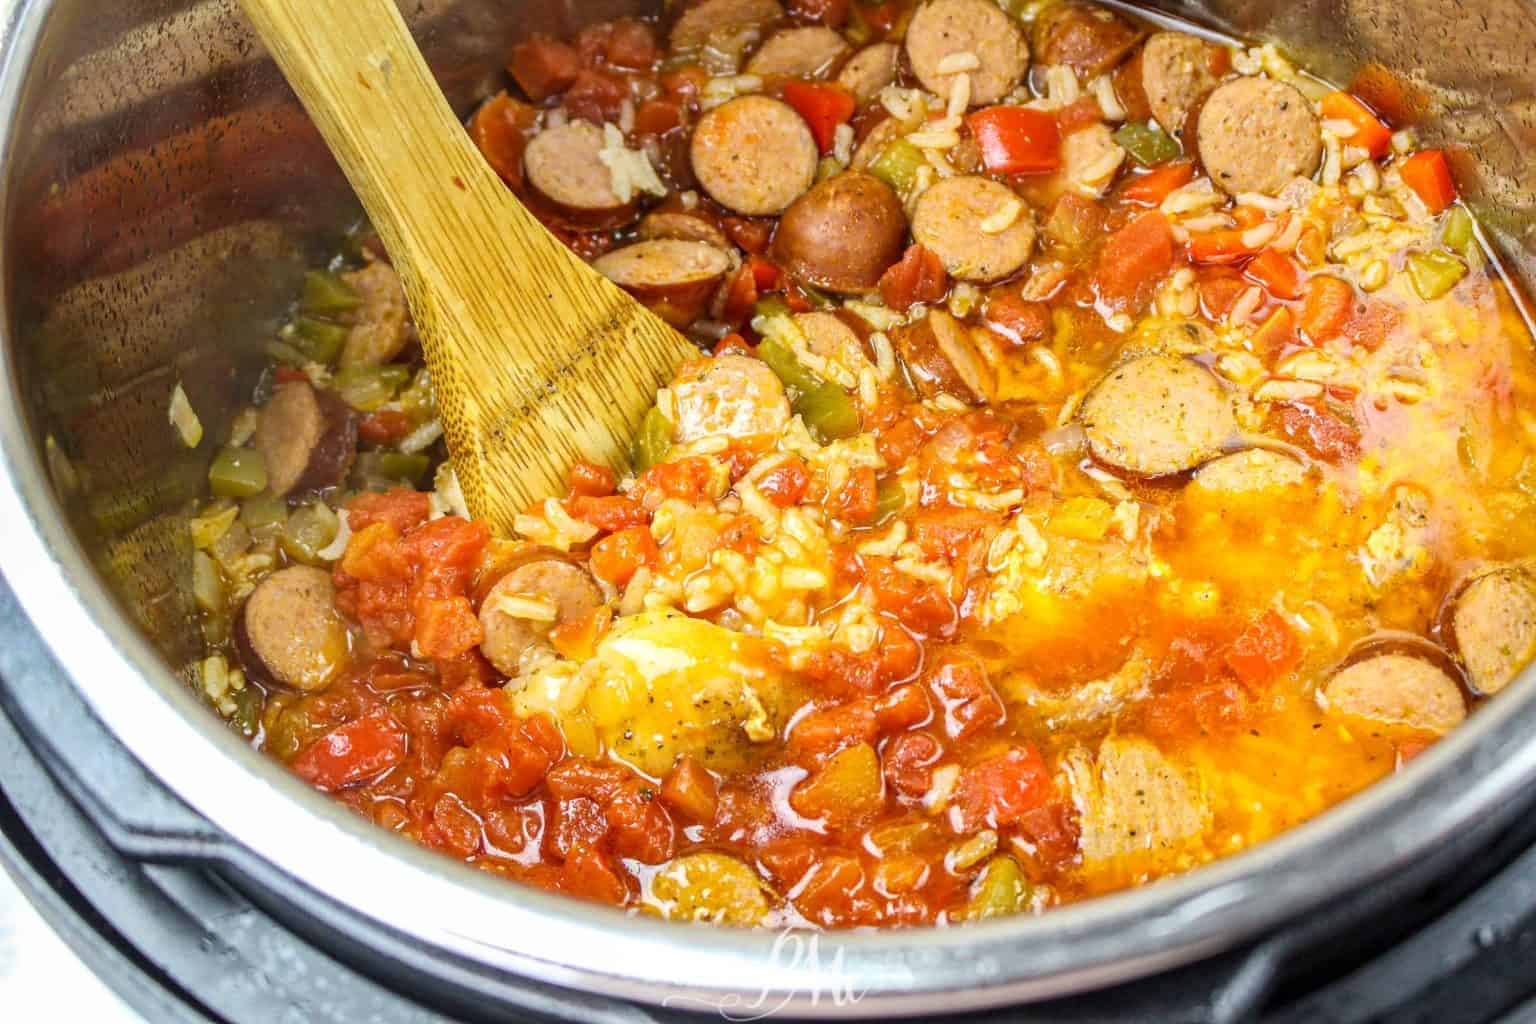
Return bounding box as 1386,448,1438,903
1319,91,1392,159
1119,159,1194,205
1244,248,1304,300
1399,149,1456,213
1298,275,1354,343
293,712,408,791
781,81,857,154
1225,610,1302,688
966,106,1061,175
1094,210,1175,314
508,36,581,102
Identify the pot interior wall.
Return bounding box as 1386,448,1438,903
5,0,1533,686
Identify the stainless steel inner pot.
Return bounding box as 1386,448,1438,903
2,0,1535,1016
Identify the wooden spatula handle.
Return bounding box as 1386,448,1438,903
239,0,696,528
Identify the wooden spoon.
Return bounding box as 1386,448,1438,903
239,0,696,532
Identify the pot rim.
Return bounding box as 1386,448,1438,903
6,0,1536,1016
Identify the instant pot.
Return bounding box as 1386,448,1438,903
3,0,1536,1019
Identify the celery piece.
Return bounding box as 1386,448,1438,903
239,492,289,530
208,446,268,498
279,502,341,565
1440,206,1475,257
334,364,411,411
300,268,360,317
1406,248,1467,300
868,138,926,192
292,317,350,365
755,336,822,395
874,477,905,524
631,405,674,472
751,295,792,322
229,684,263,737
1113,121,1180,166
964,856,1032,920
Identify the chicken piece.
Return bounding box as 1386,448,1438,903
1064,735,1209,866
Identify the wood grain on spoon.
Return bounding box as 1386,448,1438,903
239,0,697,532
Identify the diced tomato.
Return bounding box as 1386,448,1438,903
1275,398,1361,463
1244,248,1304,300
966,106,1061,175
861,0,900,32
882,731,942,798
564,494,649,531
720,262,758,324
358,409,414,446
1054,96,1102,137
926,655,1005,741
549,605,612,661
568,459,617,497
873,683,931,732
1341,299,1401,352
1225,610,1302,688
602,19,658,69
1187,226,1265,265
831,465,878,524
413,595,484,659
562,69,627,123
292,711,408,791
632,98,682,136
1319,91,1392,160
1298,275,1354,343
1120,160,1194,205
748,254,781,292
558,846,629,905
273,365,308,385
910,507,999,562
790,702,879,757
983,293,1052,345
660,64,708,102
879,244,949,312
714,332,753,357
1197,265,1247,320
633,455,715,507
781,81,857,154
468,92,539,188
951,746,1051,832
1399,149,1456,213
1043,192,1105,247
1094,210,1175,314
508,36,581,102
660,757,719,823
865,559,955,635
722,216,774,254
1251,306,1296,360
347,488,431,533
875,623,923,684
755,456,811,506
588,525,658,586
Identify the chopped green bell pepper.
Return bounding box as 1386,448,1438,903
300,269,360,317
208,446,268,498
868,138,926,193
1113,121,1180,166
631,405,674,472
1406,248,1467,300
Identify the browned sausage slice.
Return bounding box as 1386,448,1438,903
1197,77,1322,196
911,176,1037,283
837,42,899,102
339,260,411,369
745,26,850,79
1322,654,1466,735
1452,568,1536,696
253,380,359,498
671,0,784,54
523,121,636,225
1080,355,1235,476
691,96,818,215
1031,1,1142,79
592,240,733,328
893,309,994,402
637,210,733,251
770,172,907,293
479,559,603,677
906,0,1029,107
670,354,791,444
235,565,350,691
793,311,865,381
1189,448,1305,495
1138,32,1221,138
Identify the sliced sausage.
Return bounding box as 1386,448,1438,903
479,559,604,677
905,0,1029,107
235,566,350,691
1080,355,1235,477
1322,654,1467,735
671,0,784,54
1189,448,1306,495
1031,1,1142,79
339,260,411,369
670,353,792,444
745,26,850,79
691,96,819,215
770,172,907,293
1452,568,1536,696
637,209,733,251
837,42,899,102
593,240,733,328
893,308,994,402
911,176,1037,283
523,121,637,227
792,311,866,383
1197,77,1322,196
253,380,359,498
1137,32,1222,138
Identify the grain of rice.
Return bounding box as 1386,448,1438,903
946,73,972,119
1271,214,1304,253
907,128,961,149
490,592,559,622
1254,378,1324,403
1359,258,1389,292
1390,129,1417,154
1228,285,1264,326
1033,345,1064,380
1321,118,1358,139
1277,350,1337,381
1090,74,1125,120
979,195,1024,235
1046,65,1079,108
679,189,699,210
1237,192,1291,214
936,51,981,75
870,331,897,379
168,382,202,448
923,764,960,813
1382,378,1428,404
1240,220,1279,250
923,146,957,177
618,97,636,135
832,122,855,166
398,418,443,454
858,520,908,557
1179,212,1234,234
